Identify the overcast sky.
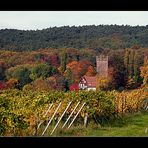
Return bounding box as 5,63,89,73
0,11,148,30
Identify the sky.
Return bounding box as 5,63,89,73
0,11,148,30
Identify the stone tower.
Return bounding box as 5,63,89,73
96,55,108,77
144,53,148,64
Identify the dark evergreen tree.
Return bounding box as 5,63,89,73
60,49,67,73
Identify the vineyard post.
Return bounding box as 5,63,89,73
42,102,62,136
117,97,119,115
93,115,100,126
34,112,40,136
50,101,72,135
121,94,124,117
33,103,53,135
124,95,126,113
137,96,139,112
84,112,88,127
34,123,38,136
62,101,80,129
115,97,119,116
84,105,89,127
123,94,126,115
67,102,86,129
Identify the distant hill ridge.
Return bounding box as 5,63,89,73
0,25,148,51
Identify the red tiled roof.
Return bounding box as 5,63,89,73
83,75,96,87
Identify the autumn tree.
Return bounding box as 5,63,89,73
66,61,78,71
6,65,32,88
133,50,142,82
49,54,60,68
124,48,144,88
96,75,112,91
33,53,44,62
109,50,127,89
125,78,138,89
0,81,7,90
124,48,129,76
78,48,97,66
23,77,56,91
140,56,148,86
66,48,79,63
76,59,92,79
69,83,79,91
66,60,78,82
85,65,96,76
29,63,57,81
0,61,6,80
60,49,67,73
128,49,134,78
6,78,19,89
66,59,92,82
64,68,75,88
53,74,67,91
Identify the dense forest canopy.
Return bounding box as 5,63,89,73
0,25,148,51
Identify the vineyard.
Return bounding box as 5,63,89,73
0,88,148,136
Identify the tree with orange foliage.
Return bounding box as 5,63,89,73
66,59,92,82
140,56,148,86
85,65,96,76
66,60,78,81
75,59,91,79
59,60,78,76
6,78,19,89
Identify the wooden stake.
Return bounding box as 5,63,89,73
67,102,86,129
42,102,61,136
50,101,72,135
62,101,80,129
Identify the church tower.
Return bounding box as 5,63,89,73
96,55,108,77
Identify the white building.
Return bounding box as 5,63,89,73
79,75,96,91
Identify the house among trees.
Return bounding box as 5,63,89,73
79,55,108,90
79,75,97,90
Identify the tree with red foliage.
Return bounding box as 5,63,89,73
69,83,79,91
0,81,7,90
49,54,60,68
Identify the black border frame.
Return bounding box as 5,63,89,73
0,0,148,147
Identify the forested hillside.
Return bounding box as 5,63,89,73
1,24,148,92
0,25,148,51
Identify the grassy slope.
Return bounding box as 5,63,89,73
41,112,148,137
